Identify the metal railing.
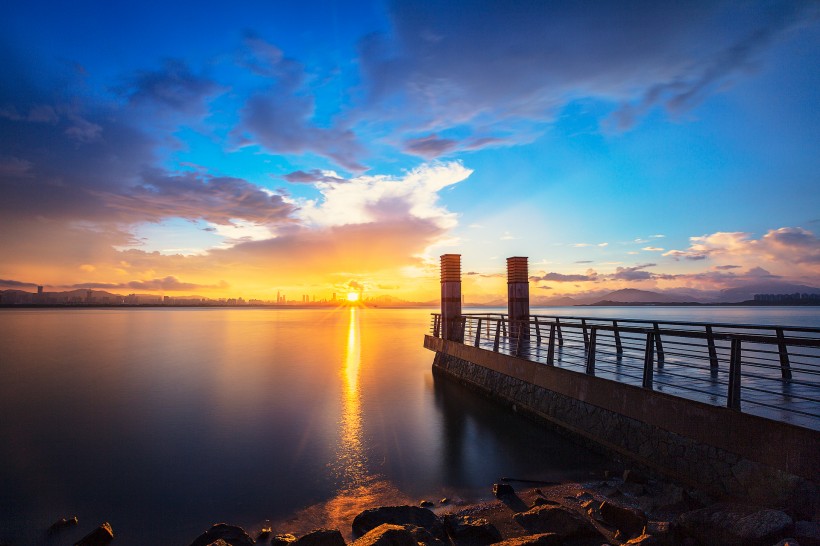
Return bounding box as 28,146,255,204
429,313,820,430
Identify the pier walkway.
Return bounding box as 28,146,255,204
430,312,820,430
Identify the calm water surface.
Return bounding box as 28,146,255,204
2,306,816,545
1,307,608,546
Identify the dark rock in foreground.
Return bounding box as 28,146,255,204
352,505,445,539
188,523,254,546
444,514,502,546
677,503,793,546
294,529,346,546
74,522,114,546
493,483,515,498
352,524,419,546
272,533,298,546
49,516,79,533
512,505,598,538
492,533,563,546
596,500,647,539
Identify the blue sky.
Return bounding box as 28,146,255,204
1,1,819,301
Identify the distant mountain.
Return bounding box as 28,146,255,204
532,295,578,306
719,283,820,303
589,288,696,304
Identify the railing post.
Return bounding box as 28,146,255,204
433,315,441,338
547,323,555,366
653,322,665,366
728,338,742,410
581,318,589,349
493,320,501,352
534,316,541,345
776,328,793,380
475,318,482,347
556,317,564,346
613,320,623,355
642,331,654,389
585,327,597,374
706,325,718,370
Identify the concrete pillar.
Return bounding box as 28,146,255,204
507,256,530,342
440,254,463,341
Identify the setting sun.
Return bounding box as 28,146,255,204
346,292,360,302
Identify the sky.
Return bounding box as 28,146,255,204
1,0,819,302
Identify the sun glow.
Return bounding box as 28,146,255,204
346,292,360,302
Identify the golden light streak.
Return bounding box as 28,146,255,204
336,306,365,486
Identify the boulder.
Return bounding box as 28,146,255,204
493,483,515,498
294,529,346,546
443,515,502,546
49,516,79,533
623,470,648,485
513,505,598,538
531,497,559,508
207,541,230,546
74,522,114,546
625,534,659,545
795,521,820,546
492,533,563,546
189,523,255,546
420,500,435,508
353,524,418,546
677,503,793,546
771,540,800,546
352,506,444,539
597,501,647,539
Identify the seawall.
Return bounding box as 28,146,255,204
425,335,820,517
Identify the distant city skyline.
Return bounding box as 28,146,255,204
1,1,819,301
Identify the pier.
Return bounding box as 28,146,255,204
425,254,820,514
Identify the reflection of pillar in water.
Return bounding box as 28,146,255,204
507,257,530,343
440,254,462,342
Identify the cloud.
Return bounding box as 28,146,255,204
715,264,741,270
0,279,38,289
611,263,656,281
115,59,221,115
531,271,597,283
403,134,458,158
642,246,665,252
282,169,345,184
359,1,816,138
71,276,228,291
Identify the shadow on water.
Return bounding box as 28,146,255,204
431,372,611,490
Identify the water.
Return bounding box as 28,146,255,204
0,307,608,545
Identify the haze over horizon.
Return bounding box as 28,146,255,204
2,1,819,302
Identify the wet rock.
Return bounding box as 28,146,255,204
597,501,647,539
677,503,793,546
530,497,559,508
420,500,435,508
399,525,446,546
440,498,450,505
189,523,255,546
353,524,418,546
443,515,502,546
493,483,515,498
492,533,563,546
294,529,346,546
49,515,79,532
795,521,820,546
352,506,444,539
74,522,114,546
272,534,298,546
513,505,598,538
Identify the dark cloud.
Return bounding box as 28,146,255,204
715,264,742,270
611,263,656,281
115,59,221,114
575,260,594,264
531,272,597,282
283,169,344,184
360,1,816,136
103,169,297,226
71,276,228,291
403,134,458,158
0,279,37,288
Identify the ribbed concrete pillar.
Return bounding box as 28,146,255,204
440,254,463,341
507,256,530,342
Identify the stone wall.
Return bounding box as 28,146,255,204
429,342,819,518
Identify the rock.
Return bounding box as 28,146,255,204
353,524,419,546
440,498,450,505
513,505,598,538
273,534,298,546
74,522,114,546
398,525,446,546
352,506,444,539
493,483,515,497
575,491,594,502
623,470,648,485
772,540,800,546
625,534,659,545
420,500,435,508
531,497,558,508
492,533,563,546
618,482,646,497
257,526,272,540
294,529,346,546
49,516,79,532
597,501,647,539
677,503,793,546
443,515,502,546
207,541,231,546
795,521,820,546
189,523,255,546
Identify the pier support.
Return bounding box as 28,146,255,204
507,256,530,346
441,254,463,342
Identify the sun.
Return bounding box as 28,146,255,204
347,292,360,302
